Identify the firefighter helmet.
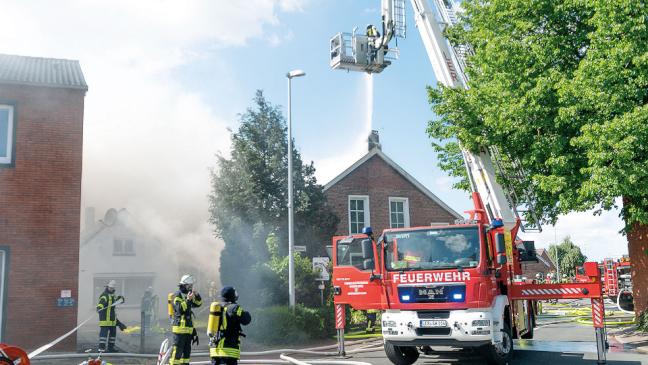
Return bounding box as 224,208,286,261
106,280,117,289
179,274,195,285
221,286,238,302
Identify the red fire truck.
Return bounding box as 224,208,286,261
330,1,609,364
332,193,605,365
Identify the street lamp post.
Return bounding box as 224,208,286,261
286,69,305,309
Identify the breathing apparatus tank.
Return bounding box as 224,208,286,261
207,302,224,338
167,292,175,319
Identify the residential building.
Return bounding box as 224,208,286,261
0,53,87,349
521,248,556,280
324,131,461,237
79,208,179,325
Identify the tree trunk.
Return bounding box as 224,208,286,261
625,198,648,315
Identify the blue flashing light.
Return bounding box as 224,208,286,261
401,295,411,302
453,293,463,300
362,226,373,236
491,219,504,228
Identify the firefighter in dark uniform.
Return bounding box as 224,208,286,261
170,274,202,365
209,286,252,365
96,280,126,352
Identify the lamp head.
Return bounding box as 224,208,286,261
287,69,306,78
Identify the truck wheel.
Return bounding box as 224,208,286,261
384,341,419,365
483,322,513,365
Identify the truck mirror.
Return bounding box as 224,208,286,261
497,254,507,265
361,239,374,260
495,233,506,254
363,258,375,271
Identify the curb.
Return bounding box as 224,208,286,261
636,346,648,354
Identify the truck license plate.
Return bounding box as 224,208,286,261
420,320,447,328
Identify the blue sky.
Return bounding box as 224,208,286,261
0,0,628,262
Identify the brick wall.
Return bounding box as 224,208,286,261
325,154,457,237
0,84,84,350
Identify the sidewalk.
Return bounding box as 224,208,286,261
608,325,648,354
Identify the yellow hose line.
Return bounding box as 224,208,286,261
575,317,636,326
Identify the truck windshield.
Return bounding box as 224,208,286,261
385,227,481,271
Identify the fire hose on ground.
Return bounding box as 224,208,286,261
27,304,381,365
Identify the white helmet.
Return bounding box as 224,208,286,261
179,274,195,285
107,280,117,289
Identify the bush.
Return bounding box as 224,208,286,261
246,304,334,345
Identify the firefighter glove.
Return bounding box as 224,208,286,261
116,295,125,303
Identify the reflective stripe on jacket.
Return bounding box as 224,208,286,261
97,291,116,327
209,303,251,359
171,290,202,334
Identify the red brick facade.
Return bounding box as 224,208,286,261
324,151,459,237
0,84,84,350
521,249,556,279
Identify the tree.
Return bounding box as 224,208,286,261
209,90,338,307
427,0,648,313
548,237,587,279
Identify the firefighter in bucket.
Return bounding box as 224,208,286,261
208,286,251,365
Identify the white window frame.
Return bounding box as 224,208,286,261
0,105,15,165
389,197,410,228
348,195,370,234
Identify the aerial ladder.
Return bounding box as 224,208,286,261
329,1,608,364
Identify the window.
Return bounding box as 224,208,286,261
385,226,481,271
0,105,15,165
336,237,374,271
113,238,135,256
348,196,370,234
93,275,154,308
389,197,410,228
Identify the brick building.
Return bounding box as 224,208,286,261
0,54,87,350
324,131,461,236
521,248,556,280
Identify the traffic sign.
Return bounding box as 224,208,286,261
313,256,330,281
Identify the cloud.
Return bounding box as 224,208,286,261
524,205,628,262
0,0,304,283
435,176,455,193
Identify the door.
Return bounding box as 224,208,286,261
332,236,383,310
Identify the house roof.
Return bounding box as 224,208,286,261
535,248,555,269
0,53,88,91
323,148,462,218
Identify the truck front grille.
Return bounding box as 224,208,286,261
416,328,452,336
418,311,450,319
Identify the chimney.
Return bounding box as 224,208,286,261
85,207,95,231
368,130,381,151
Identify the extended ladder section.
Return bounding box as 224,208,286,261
414,0,541,232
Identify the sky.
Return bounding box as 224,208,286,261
0,0,629,262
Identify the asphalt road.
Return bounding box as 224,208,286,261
338,322,648,365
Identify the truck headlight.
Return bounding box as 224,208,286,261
472,320,491,327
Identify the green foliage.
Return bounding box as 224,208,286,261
548,236,587,278
263,233,323,307
426,0,648,228
246,304,335,345
209,90,338,307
